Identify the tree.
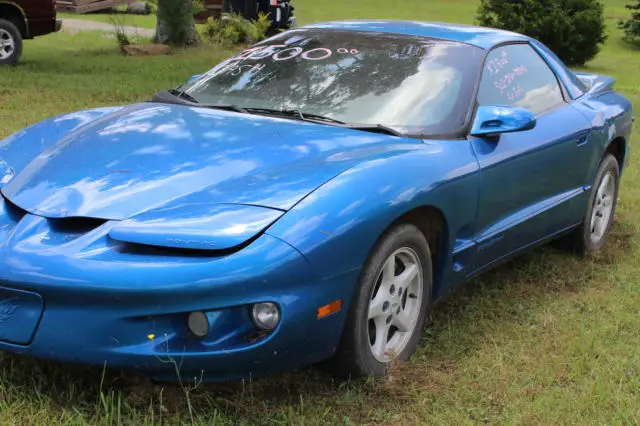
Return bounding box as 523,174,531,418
155,0,198,46
619,0,640,43
476,0,607,67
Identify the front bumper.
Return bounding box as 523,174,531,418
0,272,352,382
0,211,356,381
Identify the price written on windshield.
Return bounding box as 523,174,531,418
230,45,359,62
207,45,361,78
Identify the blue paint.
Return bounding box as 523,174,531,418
0,286,43,345
0,21,634,382
1,103,409,219
187,74,201,84
300,20,529,50
470,105,537,137
109,203,284,251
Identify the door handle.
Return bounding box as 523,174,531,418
576,134,588,146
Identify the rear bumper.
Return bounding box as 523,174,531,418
25,17,61,38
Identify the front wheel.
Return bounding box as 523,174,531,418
332,224,433,378
0,19,22,65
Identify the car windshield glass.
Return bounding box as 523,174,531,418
182,29,484,136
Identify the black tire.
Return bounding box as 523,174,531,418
332,223,433,379
0,19,23,66
560,153,620,254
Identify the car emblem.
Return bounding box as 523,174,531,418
0,297,19,324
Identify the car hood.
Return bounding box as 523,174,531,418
0,103,417,221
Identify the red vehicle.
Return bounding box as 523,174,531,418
0,0,61,64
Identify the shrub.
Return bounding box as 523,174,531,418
110,15,131,52
109,15,152,52
476,0,607,66
201,12,271,46
153,0,199,46
619,0,640,43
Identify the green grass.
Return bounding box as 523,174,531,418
2,0,640,424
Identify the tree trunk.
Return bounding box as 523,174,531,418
155,0,198,46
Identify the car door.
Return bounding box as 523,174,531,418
468,42,593,274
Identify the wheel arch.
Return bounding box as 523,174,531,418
267,143,479,305
385,205,449,301
0,1,28,38
605,136,626,171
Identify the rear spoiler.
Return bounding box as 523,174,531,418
573,72,616,95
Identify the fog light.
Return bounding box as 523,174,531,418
188,311,209,338
251,302,280,331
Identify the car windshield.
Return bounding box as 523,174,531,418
182,29,484,136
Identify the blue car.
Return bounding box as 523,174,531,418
0,20,633,382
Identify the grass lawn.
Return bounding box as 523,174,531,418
2,0,640,424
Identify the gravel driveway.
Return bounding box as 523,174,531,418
62,18,155,38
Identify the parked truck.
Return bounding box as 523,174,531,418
197,0,295,32
0,0,61,64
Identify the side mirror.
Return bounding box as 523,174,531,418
470,105,536,138
187,74,201,84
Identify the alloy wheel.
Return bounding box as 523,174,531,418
590,170,616,243
0,29,15,60
367,247,423,362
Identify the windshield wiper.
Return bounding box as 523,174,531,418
153,91,249,114
243,108,347,125
150,99,404,136
201,104,249,114
152,89,200,105
167,88,200,104
245,108,404,136
340,124,404,137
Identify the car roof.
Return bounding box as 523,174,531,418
300,20,530,50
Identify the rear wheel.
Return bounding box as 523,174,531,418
332,224,433,378
0,19,22,65
561,153,620,254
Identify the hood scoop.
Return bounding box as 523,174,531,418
48,216,108,237
1,195,27,223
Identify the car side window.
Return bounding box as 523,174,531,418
477,44,565,116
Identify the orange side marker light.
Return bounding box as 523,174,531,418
317,299,343,319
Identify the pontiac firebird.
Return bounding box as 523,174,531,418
0,20,633,382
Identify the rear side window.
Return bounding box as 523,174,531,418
530,40,586,98
477,43,565,115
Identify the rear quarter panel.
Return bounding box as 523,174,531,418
11,0,56,37
571,90,634,185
